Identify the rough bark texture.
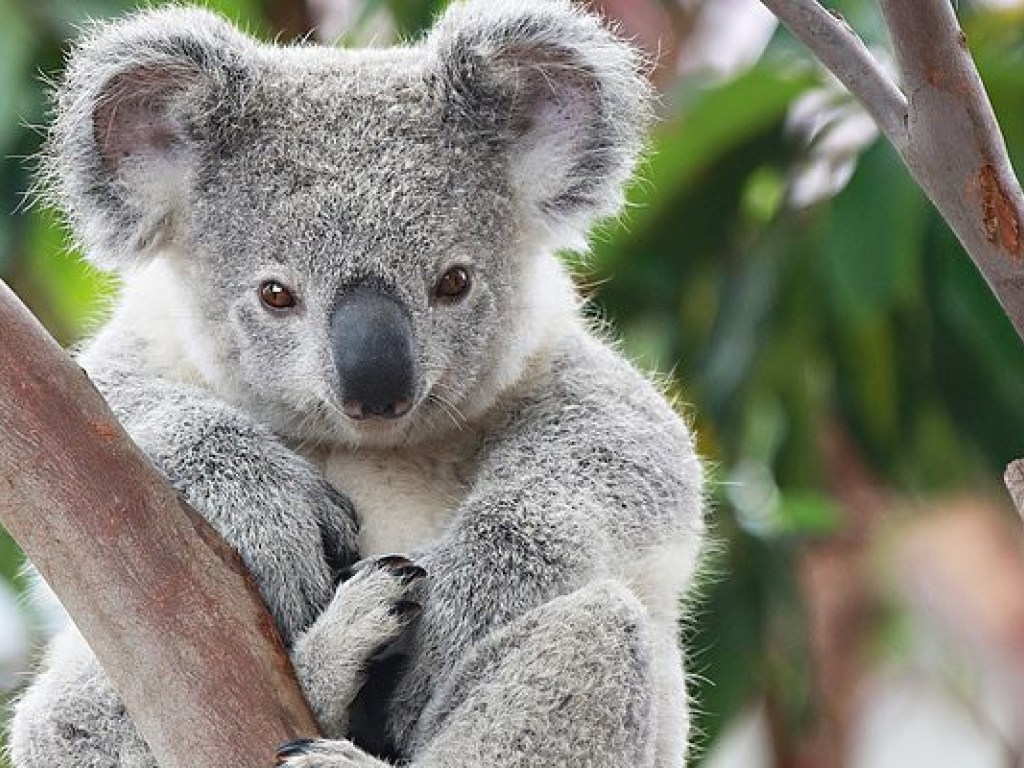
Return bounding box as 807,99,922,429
1006,459,1024,521
880,0,1024,335
0,279,320,768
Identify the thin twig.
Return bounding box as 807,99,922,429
1005,460,1024,521
758,0,908,149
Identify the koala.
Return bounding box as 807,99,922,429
8,2,705,767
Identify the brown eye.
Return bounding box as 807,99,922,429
260,280,297,311
435,266,471,302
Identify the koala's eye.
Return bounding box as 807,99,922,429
259,280,297,311
435,266,471,303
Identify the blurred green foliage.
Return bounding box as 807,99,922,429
3,1,1024,765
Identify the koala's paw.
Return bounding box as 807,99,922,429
292,555,425,725
330,555,426,656
172,443,358,646
275,738,387,767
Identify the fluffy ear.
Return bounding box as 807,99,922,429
45,8,258,270
426,0,653,249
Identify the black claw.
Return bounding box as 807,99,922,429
275,738,315,763
390,600,422,619
377,554,414,569
394,564,427,584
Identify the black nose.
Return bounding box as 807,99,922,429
331,290,415,421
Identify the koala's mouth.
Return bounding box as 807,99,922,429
340,396,413,422
324,392,427,448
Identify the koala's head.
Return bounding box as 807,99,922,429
48,0,651,447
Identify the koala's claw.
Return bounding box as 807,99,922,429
392,564,427,584
275,738,316,764
338,553,422,584
273,738,386,767
375,554,416,569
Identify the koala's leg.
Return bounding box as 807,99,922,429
276,580,659,768
8,558,423,768
8,629,154,768
292,555,426,737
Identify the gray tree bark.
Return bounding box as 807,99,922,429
758,0,1024,516
760,0,1024,340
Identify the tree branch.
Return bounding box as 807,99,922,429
879,0,1024,335
1005,460,1024,522
758,0,908,149
762,0,1024,344
0,279,320,767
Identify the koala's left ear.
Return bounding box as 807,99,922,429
426,0,653,248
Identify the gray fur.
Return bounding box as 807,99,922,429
294,556,427,738
10,1,704,767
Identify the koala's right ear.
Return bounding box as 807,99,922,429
45,8,258,271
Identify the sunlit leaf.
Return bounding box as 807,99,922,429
774,491,843,536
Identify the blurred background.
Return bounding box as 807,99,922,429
3,0,1024,765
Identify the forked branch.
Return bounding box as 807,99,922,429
761,0,1024,342
758,0,908,148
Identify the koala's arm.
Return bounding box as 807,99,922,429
78,338,359,644
391,333,705,752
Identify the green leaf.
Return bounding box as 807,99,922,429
926,218,1024,465
774,492,843,536
699,229,786,409
742,166,786,225
0,0,34,152
837,316,901,450
19,207,118,345
198,0,266,32
819,140,927,328
626,65,816,239
384,0,449,38
0,527,24,588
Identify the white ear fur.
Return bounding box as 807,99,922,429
47,8,257,270
427,0,653,249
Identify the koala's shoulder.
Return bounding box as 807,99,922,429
494,328,694,455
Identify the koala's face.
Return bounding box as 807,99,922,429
50,2,651,447
186,64,520,444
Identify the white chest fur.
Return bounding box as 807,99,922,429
315,439,478,557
